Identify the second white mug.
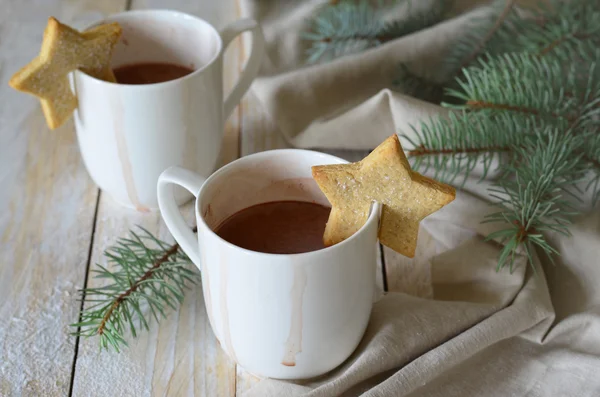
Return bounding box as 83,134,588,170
157,150,382,379
71,10,265,211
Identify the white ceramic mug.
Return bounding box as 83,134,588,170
70,10,265,211
157,149,382,379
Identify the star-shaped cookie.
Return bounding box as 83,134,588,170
9,17,122,129
312,134,456,257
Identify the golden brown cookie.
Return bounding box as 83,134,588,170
312,134,456,257
9,17,122,129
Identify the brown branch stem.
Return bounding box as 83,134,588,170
408,144,511,157
513,220,533,243
538,32,592,57
97,227,197,336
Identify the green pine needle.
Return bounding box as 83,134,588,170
445,52,572,120
303,0,384,63
71,227,200,352
403,111,528,186
522,0,600,60
483,128,586,271
391,0,520,102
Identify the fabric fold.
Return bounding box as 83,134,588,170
238,1,600,396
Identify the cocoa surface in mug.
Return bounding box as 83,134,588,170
214,201,331,254
113,62,194,84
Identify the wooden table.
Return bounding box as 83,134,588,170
0,1,432,395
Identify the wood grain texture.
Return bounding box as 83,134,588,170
0,2,127,396
71,0,243,395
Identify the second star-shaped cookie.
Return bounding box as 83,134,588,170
312,134,456,257
9,17,122,129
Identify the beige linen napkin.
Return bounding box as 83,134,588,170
239,1,600,396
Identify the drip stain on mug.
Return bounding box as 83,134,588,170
214,201,331,254
282,263,307,366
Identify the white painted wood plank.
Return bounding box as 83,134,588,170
72,0,242,395
0,2,127,396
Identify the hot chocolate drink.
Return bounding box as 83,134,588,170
214,201,331,254
113,62,194,84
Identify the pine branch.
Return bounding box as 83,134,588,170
530,0,600,60
445,53,576,123
403,111,529,185
418,0,600,93
484,129,587,271
303,0,450,63
408,144,511,157
404,26,600,271
71,227,199,352
394,1,524,103
442,0,522,77
96,242,179,337
457,0,516,70
303,1,385,63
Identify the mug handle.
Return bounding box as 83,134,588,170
220,18,265,119
157,166,205,268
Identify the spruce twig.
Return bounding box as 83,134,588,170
402,2,600,270
303,0,450,63
483,129,586,271
71,227,199,351
96,242,179,337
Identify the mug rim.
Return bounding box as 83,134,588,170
195,148,379,258
75,9,223,89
